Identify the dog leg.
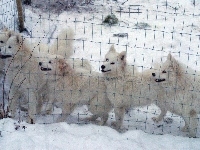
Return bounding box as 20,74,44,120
85,113,109,126
41,91,54,115
26,90,38,124
182,110,198,138
152,108,167,122
56,103,75,123
8,89,22,119
43,85,52,115
83,114,99,124
88,94,110,125
100,113,109,126
111,107,125,132
36,85,49,114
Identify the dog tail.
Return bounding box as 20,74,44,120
51,28,74,58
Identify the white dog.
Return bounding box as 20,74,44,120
38,55,111,125
37,54,91,114
1,28,74,123
0,29,17,76
101,45,165,131
0,28,16,47
152,53,200,137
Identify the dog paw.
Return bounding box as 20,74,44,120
27,117,35,124
91,120,104,126
152,117,160,123
181,126,189,132
111,122,118,128
81,118,98,125
164,117,173,124
111,122,126,133
46,110,52,115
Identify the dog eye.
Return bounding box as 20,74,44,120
110,62,115,65
8,46,11,49
0,41,3,43
106,58,109,62
49,61,52,64
162,70,166,73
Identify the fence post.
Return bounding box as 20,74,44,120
16,0,25,32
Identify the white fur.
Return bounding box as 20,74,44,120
1,34,49,123
38,55,111,125
101,45,165,131
0,29,17,76
0,28,16,47
152,53,200,137
1,28,74,123
49,28,74,57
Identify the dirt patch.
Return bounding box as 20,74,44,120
24,0,98,14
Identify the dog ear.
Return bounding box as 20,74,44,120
119,51,126,62
58,59,66,69
109,45,116,52
167,53,177,67
167,53,172,61
167,53,181,76
15,34,20,44
119,51,127,71
58,59,67,72
7,31,14,38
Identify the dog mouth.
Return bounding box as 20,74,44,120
155,78,166,82
101,69,111,73
0,54,12,59
40,67,52,71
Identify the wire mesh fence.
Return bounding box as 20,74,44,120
0,0,200,137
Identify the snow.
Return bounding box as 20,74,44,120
0,118,199,150
0,0,200,149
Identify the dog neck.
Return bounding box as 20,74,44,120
105,65,128,80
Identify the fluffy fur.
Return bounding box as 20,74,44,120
152,53,200,137
0,29,17,76
0,28,16,47
38,55,111,125
101,45,165,131
49,28,74,57
1,28,74,123
1,34,48,123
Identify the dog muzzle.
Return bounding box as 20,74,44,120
40,67,52,71
101,69,111,73
155,79,166,82
0,54,12,59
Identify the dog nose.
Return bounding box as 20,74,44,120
39,62,42,66
152,73,156,77
101,65,105,69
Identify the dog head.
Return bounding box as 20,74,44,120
38,54,72,76
0,28,15,47
101,45,127,77
151,53,182,84
0,34,25,60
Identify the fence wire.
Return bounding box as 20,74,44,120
0,0,200,137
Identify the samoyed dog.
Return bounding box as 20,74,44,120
0,29,17,76
38,55,112,125
0,33,47,123
152,53,200,138
0,28,16,47
101,45,166,131
0,28,74,123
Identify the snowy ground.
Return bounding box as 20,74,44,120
1,0,200,149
